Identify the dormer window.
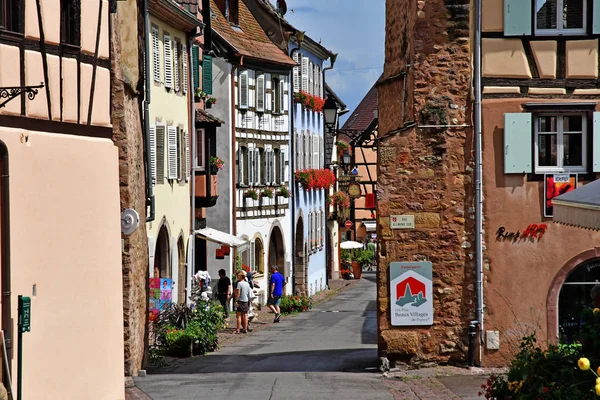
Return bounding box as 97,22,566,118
227,0,239,26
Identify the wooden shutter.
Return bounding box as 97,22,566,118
236,148,242,185
504,0,532,36
191,45,200,89
256,74,265,112
156,125,165,184
293,52,300,92
250,240,256,270
182,44,188,94
239,71,249,109
308,61,313,95
202,55,213,95
185,130,190,181
594,0,600,34
247,147,253,185
152,27,160,83
164,35,173,89
149,126,157,185
301,56,309,92
280,76,286,112
173,42,179,92
504,113,532,173
167,126,178,179
593,112,600,172
176,128,182,180
281,149,286,183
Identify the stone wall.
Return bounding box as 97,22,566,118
111,1,149,376
377,0,475,365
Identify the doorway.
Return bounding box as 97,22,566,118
268,226,285,277
154,225,170,278
177,237,186,304
293,216,306,295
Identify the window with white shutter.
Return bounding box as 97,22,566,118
269,149,274,184
313,135,318,168
319,136,323,167
149,126,157,185
173,41,180,92
254,148,260,185
167,126,178,179
281,149,287,183
264,150,270,185
185,130,190,181
256,73,265,112
152,26,160,83
317,210,321,247
297,132,302,170
182,44,188,94
293,52,300,92
250,240,256,270
239,70,249,109
301,56,309,92
321,210,325,246
304,133,309,169
164,34,173,89
156,125,165,184
308,61,313,95
247,146,254,185
308,212,312,247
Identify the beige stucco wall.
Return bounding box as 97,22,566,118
566,40,598,79
530,41,557,79
0,128,124,399
482,39,532,78
147,17,191,283
482,0,503,32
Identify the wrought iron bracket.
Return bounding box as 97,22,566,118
0,83,44,109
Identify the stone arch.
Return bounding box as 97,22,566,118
254,235,265,273
155,223,171,279
268,224,286,278
294,210,307,295
176,236,186,304
546,247,600,344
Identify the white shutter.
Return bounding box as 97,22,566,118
301,56,309,92
248,147,254,185
256,74,265,112
254,148,260,185
182,44,188,94
167,126,178,179
293,53,300,92
269,150,274,184
304,134,309,169
319,136,323,167
239,71,249,109
149,126,157,185
185,130,190,181
250,240,256,270
265,150,270,185
319,67,323,98
308,61,313,95
315,66,321,97
152,27,160,83
317,211,321,246
173,42,179,92
281,150,286,183
280,76,286,112
164,35,173,89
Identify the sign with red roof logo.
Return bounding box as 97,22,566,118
390,261,433,326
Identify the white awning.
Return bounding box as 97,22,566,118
553,179,600,230
362,221,377,232
194,228,249,250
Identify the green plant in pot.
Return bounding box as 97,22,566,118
354,249,374,270
245,189,258,201
262,188,273,198
209,156,224,174
279,186,290,198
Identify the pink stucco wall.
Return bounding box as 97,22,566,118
0,128,125,399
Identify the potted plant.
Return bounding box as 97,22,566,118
278,186,290,198
245,189,258,201
206,96,217,108
194,88,205,103
262,188,273,198
209,156,224,174
353,249,374,279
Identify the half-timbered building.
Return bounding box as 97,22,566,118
0,0,124,397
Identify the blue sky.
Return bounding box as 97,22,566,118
271,0,385,123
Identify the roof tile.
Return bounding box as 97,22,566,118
342,83,378,132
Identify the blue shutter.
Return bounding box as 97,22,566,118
504,0,532,36
202,55,213,95
593,112,600,172
594,0,600,34
504,113,532,174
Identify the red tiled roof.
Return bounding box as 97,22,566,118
341,83,378,132
196,108,224,125
210,0,295,66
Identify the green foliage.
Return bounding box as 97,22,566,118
279,295,312,314
154,302,226,357
279,186,290,198
354,249,374,268
262,188,273,198
341,249,353,262
246,189,258,200
482,334,597,399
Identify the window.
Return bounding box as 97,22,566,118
535,114,586,173
317,210,321,247
254,148,260,185
272,77,281,114
259,147,266,184
184,130,190,181
280,148,286,184
156,125,166,184
149,126,157,185
305,133,310,169
1,0,22,32
191,45,200,89
308,61,314,95
301,56,309,92
535,0,585,35
239,70,249,110
182,44,188,94
194,129,205,170
164,34,173,89
246,146,254,185
61,0,80,46
152,27,161,83
308,212,312,248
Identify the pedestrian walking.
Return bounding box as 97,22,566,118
216,269,232,318
234,270,251,334
267,265,287,323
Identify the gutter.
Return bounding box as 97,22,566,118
474,0,484,365
143,0,155,222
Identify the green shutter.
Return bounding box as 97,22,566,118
504,0,532,36
191,46,200,89
593,112,600,172
202,55,213,95
594,0,600,34
504,113,532,174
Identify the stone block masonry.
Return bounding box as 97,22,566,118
377,0,475,366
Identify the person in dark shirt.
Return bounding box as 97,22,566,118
267,265,287,323
217,269,232,318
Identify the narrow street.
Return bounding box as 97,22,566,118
135,273,391,399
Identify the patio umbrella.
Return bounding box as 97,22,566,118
340,240,363,250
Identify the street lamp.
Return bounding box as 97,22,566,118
323,94,338,130
342,150,351,166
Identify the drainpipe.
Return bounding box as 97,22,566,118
143,0,155,222
0,143,12,384
474,0,484,365
322,54,336,285
289,41,302,294
189,35,197,289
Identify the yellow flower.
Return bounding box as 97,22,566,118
596,377,600,385
579,357,591,371
594,308,600,314
595,384,600,396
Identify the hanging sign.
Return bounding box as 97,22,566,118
348,182,361,199
390,262,433,326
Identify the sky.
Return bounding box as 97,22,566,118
270,0,385,123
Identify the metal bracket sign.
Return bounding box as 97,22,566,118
19,296,31,333
390,215,414,229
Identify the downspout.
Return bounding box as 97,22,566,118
289,43,301,293
0,143,12,384
231,62,239,236
474,0,484,365
189,35,197,287
322,54,336,283
143,0,155,222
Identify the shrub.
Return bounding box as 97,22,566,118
354,249,374,268
279,295,312,314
